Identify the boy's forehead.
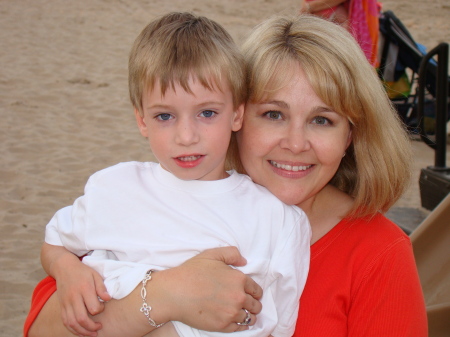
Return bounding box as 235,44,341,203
145,74,229,96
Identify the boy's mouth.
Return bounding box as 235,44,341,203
174,155,205,169
177,155,203,162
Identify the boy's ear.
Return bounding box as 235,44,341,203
231,104,245,132
134,108,149,137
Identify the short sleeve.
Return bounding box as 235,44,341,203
348,237,427,336
270,207,311,337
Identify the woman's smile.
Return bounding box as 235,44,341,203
269,160,313,172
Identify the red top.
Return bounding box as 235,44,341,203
293,213,428,337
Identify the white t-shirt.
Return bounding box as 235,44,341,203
45,162,311,337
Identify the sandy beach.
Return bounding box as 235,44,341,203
1,1,449,336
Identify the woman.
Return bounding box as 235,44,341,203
237,14,426,336
26,14,427,337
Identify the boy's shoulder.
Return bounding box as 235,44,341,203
93,161,153,173
233,171,305,216
87,161,156,184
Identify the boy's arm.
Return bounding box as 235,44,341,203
41,243,111,336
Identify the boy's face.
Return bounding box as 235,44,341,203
135,76,244,181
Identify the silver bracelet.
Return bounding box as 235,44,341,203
139,270,166,328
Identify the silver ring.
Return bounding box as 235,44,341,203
236,308,251,326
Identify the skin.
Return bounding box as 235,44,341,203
29,65,354,336
136,76,244,181
300,0,349,28
300,0,347,14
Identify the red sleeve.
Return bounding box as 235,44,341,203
348,237,428,336
23,276,57,337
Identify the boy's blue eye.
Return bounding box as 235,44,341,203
200,110,216,118
156,113,172,121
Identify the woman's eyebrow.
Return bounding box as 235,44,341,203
260,100,289,109
312,106,335,113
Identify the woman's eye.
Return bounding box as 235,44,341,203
312,116,330,125
264,111,282,120
199,110,216,118
156,113,173,121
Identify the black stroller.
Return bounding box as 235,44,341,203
377,10,449,141
378,10,450,213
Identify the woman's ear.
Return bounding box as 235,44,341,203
346,129,352,149
231,104,245,132
134,108,149,137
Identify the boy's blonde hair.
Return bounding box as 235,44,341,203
238,15,412,218
129,12,246,115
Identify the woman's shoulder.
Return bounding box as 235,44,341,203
331,213,413,267
313,211,412,262
343,213,409,244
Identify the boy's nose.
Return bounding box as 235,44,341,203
175,119,200,146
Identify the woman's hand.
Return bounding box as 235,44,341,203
92,246,263,337
157,246,263,332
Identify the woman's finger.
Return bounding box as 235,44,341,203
244,275,263,301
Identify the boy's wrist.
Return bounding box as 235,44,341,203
49,250,81,278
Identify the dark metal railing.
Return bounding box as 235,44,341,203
417,42,449,170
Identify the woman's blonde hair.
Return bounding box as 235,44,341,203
129,12,246,115
237,14,412,218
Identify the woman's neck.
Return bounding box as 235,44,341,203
299,184,354,244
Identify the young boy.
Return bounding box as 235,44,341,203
42,12,311,337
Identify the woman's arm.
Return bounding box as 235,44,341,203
300,0,347,14
29,247,263,337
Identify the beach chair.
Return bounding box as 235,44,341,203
377,10,449,133
410,194,450,337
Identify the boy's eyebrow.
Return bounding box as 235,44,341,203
145,104,171,110
194,100,226,108
146,101,226,110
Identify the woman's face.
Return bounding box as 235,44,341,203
237,64,352,208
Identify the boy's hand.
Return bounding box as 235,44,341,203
56,259,111,336
41,244,111,336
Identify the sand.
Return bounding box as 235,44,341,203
0,0,449,336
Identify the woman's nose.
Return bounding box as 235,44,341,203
175,119,200,146
279,126,310,154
